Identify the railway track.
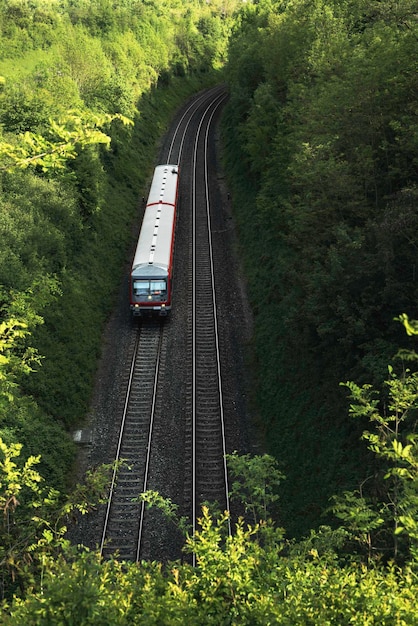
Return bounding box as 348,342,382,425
100,320,164,560
184,96,231,544
98,85,233,562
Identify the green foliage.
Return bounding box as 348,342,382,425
0,438,46,594
0,436,114,602
222,0,418,536
331,489,386,561
0,171,79,292
398,314,418,338
0,110,132,172
0,318,36,406
0,284,56,411
0,447,417,621
333,354,418,562
3,503,418,624
0,0,61,58
0,80,54,132
0,286,76,494
227,451,283,524
139,490,191,536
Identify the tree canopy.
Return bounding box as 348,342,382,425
222,0,418,536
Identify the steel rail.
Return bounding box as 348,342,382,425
202,96,232,537
99,322,163,559
167,85,226,165
135,327,163,562
99,328,141,556
191,93,231,563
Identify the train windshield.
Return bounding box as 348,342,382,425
133,279,167,299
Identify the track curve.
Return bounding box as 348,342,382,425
92,85,251,563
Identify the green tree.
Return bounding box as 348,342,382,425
227,451,283,525
0,435,113,602
334,326,418,562
0,110,132,172
222,0,418,537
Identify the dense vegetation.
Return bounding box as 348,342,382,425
222,0,418,536
1,0,418,622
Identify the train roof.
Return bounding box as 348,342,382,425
131,165,178,279
147,164,178,206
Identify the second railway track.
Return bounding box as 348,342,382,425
184,96,231,542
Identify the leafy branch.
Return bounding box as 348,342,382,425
0,111,133,172
335,316,418,562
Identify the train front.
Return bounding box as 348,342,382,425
130,263,171,317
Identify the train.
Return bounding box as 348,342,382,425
129,164,179,317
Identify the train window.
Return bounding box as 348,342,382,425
133,279,167,298
150,280,166,295
134,280,149,296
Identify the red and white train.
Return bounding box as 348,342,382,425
129,164,179,317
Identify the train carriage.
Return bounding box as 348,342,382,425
130,164,179,316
